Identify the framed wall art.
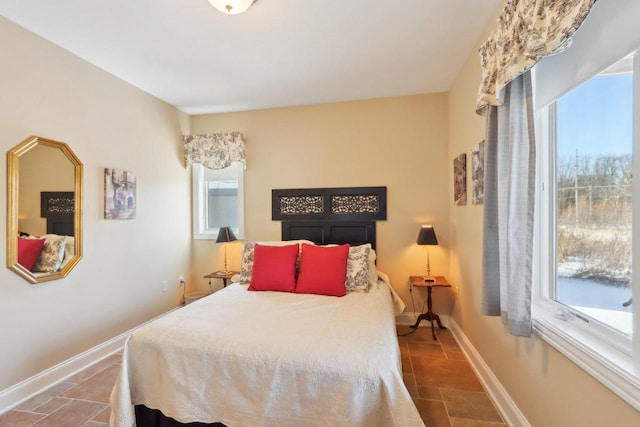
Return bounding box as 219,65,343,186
454,153,467,206
471,140,485,204
104,168,137,219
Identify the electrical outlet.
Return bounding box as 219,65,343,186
161,280,168,293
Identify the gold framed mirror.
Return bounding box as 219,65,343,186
7,136,83,284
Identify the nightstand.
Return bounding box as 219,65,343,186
409,275,451,340
203,271,238,292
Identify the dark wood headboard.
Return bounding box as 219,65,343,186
282,220,376,249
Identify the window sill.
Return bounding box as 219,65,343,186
193,232,220,240
532,304,640,410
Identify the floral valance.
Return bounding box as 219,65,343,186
183,132,246,170
476,0,597,114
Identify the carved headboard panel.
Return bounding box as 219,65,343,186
272,186,386,221
273,186,386,250
41,191,75,236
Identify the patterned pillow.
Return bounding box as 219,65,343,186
238,241,257,283
238,240,313,283
32,234,67,273
345,244,372,292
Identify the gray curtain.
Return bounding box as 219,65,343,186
481,71,536,337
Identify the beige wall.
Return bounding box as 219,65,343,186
0,17,191,390
188,95,453,312
446,11,640,427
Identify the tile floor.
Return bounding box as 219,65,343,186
0,353,120,427
398,325,508,427
0,327,506,427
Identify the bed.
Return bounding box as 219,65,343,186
110,193,423,426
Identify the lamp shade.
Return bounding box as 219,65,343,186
216,226,237,243
417,225,438,246
208,0,255,15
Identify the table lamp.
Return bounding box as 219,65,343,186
417,225,438,281
216,226,237,274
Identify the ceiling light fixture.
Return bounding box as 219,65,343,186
208,0,256,15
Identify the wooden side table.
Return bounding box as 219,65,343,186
203,271,238,292
409,275,451,340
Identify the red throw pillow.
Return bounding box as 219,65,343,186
296,243,350,297
248,244,299,292
17,238,45,271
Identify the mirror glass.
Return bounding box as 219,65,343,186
7,136,83,283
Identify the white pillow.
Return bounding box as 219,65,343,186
59,236,75,269
368,247,379,287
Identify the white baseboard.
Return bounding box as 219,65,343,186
0,308,178,415
0,332,125,415
448,318,531,427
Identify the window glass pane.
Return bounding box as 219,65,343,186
193,162,243,239
205,180,239,233
555,55,633,335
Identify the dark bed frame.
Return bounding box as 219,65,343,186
282,219,377,249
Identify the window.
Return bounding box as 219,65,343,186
529,0,640,408
533,50,640,408
545,55,633,337
192,162,244,239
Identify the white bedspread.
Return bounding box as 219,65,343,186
110,276,423,427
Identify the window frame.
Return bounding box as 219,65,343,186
191,162,244,240
532,53,640,410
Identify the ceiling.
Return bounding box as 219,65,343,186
0,0,501,115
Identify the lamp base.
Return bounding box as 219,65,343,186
422,276,436,282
